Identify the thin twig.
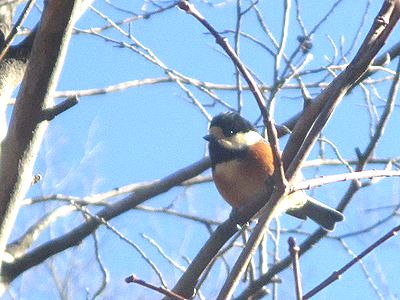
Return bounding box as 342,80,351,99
337,56,400,213
271,218,281,300
303,224,400,299
0,0,36,62
141,233,186,272
303,156,400,168
177,1,285,180
288,237,302,300
90,231,109,300
337,211,398,239
89,4,212,120
67,200,168,287
234,2,400,298
284,0,400,180
5,205,76,261
234,0,243,112
318,137,355,173
74,1,178,34
177,2,289,298
338,239,384,300
2,157,210,282
41,96,79,121
125,274,187,300
274,0,291,80
291,169,400,193
281,0,345,77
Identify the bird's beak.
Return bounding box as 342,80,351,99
203,134,214,142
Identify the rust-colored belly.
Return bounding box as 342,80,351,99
213,141,274,208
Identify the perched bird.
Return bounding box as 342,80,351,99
204,111,344,231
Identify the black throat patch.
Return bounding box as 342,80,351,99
208,140,247,167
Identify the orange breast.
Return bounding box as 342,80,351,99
212,141,275,209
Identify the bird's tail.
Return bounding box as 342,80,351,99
287,196,344,231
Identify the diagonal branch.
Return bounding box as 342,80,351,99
0,0,36,62
283,0,400,177
1,157,209,283
40,96,79,121
237,35,400,300
303,224,400,299
0,0,85,272
171,0,400,298
177,2,290,297
291,169,400,193
229,1,400,298
126,274,187,300
4,205,76,262
288,237,302,300
177,1,284,180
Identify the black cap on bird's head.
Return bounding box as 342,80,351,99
204,112,257,142
210,111,256,137
204,112,263,162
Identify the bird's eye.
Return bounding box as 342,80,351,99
225,130,235,137
223,128,236,137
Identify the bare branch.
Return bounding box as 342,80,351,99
41,96,79,121
74,1,178,35
5,205,76,261
178,2,290,297
303,224,400,299
291,170,400,193
90,231,109,300
126,274,187,300
288,237,302,300
141,233,186,273
171,215,240,298
54,77,173,98
338,239,384,299
0,0,85,269
136,206,220,227
2,157,209,282
71,201,168,287
338,50,400,214
171,1,400,298
0,0,36,62
177,1,284,174
284,0,400,179
303,157,400,168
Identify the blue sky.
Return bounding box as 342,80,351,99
6,0,400,299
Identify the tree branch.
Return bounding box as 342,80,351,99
0,0,36,62
170,1,400,298
1,157,209,282
0,28,36,142
0,0,86,275
236,55,400,298
303,224,400,299
291,170,400,193
284,0,400,179
227,1,400,298
126,274,187,300
178,2,290,297
288,237,302,300
4,205,76,262
40,96,79,121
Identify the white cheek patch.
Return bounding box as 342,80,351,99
219,131,263,150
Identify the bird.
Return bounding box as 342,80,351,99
204,111,344,231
